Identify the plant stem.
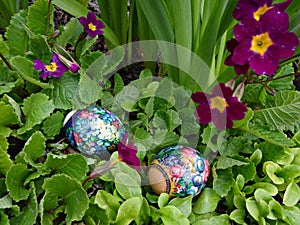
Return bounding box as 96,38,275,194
253,71,300,84
0,52,13,70
46,0,52,39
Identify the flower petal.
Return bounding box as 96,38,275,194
261,8,289,34
33,59,45,70
272,32,299,58
195,105,211,125
249,53,279,75
231,40,252,65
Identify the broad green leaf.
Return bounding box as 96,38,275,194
42,111,64,138
45,153,88,182
113,197,150,225
18,93,55,134
29,34,52,62
5,10,28,56
52,0,89,18
94,190,120,222
0,195,12,209
282,205,300,225
169,195,192,217
114,172,142,199
78,72,102,105
0,211,9,225
28,0,54,35
0,102,19,127
213,168,234,197
251,183,278,196
113,73,124,95
55,18,82,48
193,214,230,225
41,174,89,225
43,74,79,110
254,90,300,132
10,56,53,89
193,188,221,214
233,161,257,183
264,161,285,185
10,183,38,225
1,94,22,125
22,131,46,165
246,199,261,221
151,205,189,225
5,164,31,202
269,64,295,91
230,209,246,225
283,183,300,206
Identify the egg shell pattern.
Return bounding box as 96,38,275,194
64,105,126,159
149,146,210,197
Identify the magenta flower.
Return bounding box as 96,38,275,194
118,134,141,172
192,83,247,130
33,54,68,78
231,8,299,75
233,0,292,21
224,38,249,75
79,12,105,37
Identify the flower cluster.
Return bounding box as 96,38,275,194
225,0,299,75
34,12,104,78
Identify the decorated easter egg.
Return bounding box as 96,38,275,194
148,146,210,197
63,105,126,159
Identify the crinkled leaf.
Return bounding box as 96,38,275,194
21,131,46,165
2,95,22,125
10,183,38,225
42,111,64,138
28,0,54,35
56,18,82,47
41,174,89,225
94,190,120,222
113,73,124,94
254,90,300,132
217,156,249,169
18,93,55,134
0,195,12,209
193,214,230,225
5,10,28,56
10,56,53,89
43,74,79,110
78,72,102,105
233,161,256,183
5,164,31,202
193,188,221,214
213,168,234,197
270,64,295,91
45,153,88,182
151,205,189,225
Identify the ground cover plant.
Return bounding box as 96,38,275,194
0,0,300,224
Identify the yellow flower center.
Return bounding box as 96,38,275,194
88,22,97,31
253,3,273,21
250,32,273,56
210,96,228,113
45,62,58,72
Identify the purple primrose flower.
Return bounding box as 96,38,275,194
231,8,299,75
33,54,68,78
118,134,141,172
233,0,292,21
224,38,250,75
192,83,247,130
79,12,105,37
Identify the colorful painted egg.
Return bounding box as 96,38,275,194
63,105,126,159
148,146,210,197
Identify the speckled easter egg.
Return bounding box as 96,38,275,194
63,105,126,159
148,146,210,197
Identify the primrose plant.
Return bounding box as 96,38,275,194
0,0,300,225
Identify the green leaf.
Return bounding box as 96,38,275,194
94,190,120,222
193,188,221,215
193,214,230,225
264,161,285,185
45,153,88,182
254,90,300,132
246,199,261,221
5,10,28,56
10,56,54,89
18,93,55,134
52,0,89,18
113,73,124,95
213,168,234,197
1,94,23,125
10,183,38,225
158,193,169,209
5,164,31,202
217,156,249,169
55,18,82,47
113,197,150,225
41,174,89,225
0,195,12,209
114,172,142,199
151,205,189,225
269,64,295,91
169,195,192,217
42,111,64,138
0,102,19,126
29,34,52,61
22,131,46,165
230,209,246,225
77,72,102,105
28,0,54,35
